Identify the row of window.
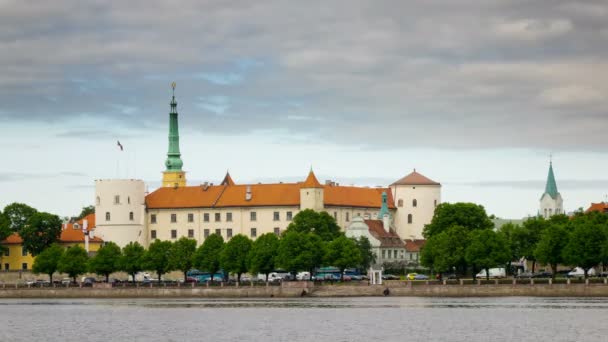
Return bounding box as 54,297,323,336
151,211,294,224
3,263,28,270
396,199,438,208
105,212,135,221
150,227,282,240
4,247,28,257
380,250,419,260
96,195,132,206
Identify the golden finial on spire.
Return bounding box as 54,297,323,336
171,82,176,96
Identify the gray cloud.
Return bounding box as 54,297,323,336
1,0,608,150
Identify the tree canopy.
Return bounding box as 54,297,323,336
220,234,252,282
248,233,279,281
534,222,568,279
563,214,606,278
121,242,146,282
421,225,470,275
88,242,122,282
465,229,510,280
3,203,37,231
142,240,173,283
324,236,362,280
423,202,493,239
285,209,342,241
58,245,89,283
32,244,64,283
169,237,197,282
354,236,375,271
19,212,63,256
276,231,325,276
76,205,95,220
193,233,224,281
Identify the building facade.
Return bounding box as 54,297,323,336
539,161,564,218
93,86,441,248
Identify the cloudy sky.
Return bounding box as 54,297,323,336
1,0,607,219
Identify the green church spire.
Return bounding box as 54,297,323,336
544,161,559,199
164,82,183,172
378,191,391,219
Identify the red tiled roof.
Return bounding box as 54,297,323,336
215,183,301,207
302,170,323,188
3,233,23,244
391,170,440,186
221,172,235,186
405,239,426,252
364,219,405,248
1,213,102,245
146,185,226,208
586,202,608,213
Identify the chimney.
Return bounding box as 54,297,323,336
202,182,209,191
325,180,332,185
245,185,252,201
382,214,390,232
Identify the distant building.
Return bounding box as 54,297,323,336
586,202,608,213
94,85,441,248
0,214,103,271
539,161,564,218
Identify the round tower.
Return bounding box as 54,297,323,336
95,179,146,248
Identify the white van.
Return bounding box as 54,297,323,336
476,268,506,279
567,267,596,278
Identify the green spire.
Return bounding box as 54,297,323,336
544,161,559,199
378,191,391,219
164,82,183,172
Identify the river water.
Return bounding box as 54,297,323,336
2,297,607,341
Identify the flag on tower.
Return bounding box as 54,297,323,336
117,140,123,151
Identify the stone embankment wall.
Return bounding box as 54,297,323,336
1,282,608,298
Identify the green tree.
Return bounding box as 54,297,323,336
19,212,63,256
76,205,95,220
423,202,493,239
32,244,64,283
3,203,37,231
220,234,252,282
248,233,279,282
58,245,89,283
142,240,173,283
563,217,606,278
466,229,511,280
121,242,146,282
422,225,470,277
169,237,197,282
285,209,342,241
88,242,122,282
354,236,375,271
192,233,224,282
520,216,550,273
534,222,569,280
276,231,325,278
324,235,362,281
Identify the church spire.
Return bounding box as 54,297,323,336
162,82,186,187
544,160,559,199
165,82,183,172
378,191,391,219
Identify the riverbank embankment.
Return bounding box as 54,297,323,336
2,280,608,298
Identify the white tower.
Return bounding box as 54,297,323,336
95,179,146,247
389,170,441,240
539,161,563,218
299,169,324,211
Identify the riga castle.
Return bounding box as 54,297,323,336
94,85,441,248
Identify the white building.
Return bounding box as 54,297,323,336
539,161,564,218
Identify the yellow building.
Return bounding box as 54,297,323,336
0,213,103,271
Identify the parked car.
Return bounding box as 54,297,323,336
413,274,429,280
476,268,506,279
532,271,552,278
35,279,50,287
567,267,596,278
436,273,458,280
296,272,311,281
61,278,72,285
382,274,400,280
516,272,534,279
82,277,96,287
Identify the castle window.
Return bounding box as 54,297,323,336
250,212,257,221
129,212,134,221
434,199,437,207
215,229,221,236
188,213,194,223
22,246,27,256
273,211,280,221
250,228,257,238
171,214,177,223
151,214,157,224
151,230,157,239
105,212,111,221
226,213,233,222
382,250,386,259
188,229,194,238
408,214,413,224
128,197,131,204
204,229,209,238
227,229,232,238
96,196,100,205
346,212,350,222
4,249,8,257
203,213,209,222
286,211,293,221
413,199,417,207
215,213,221,222
171,230,177,239
274,227,280,236
398,199,403,207
334,212,337,220
114,195,120,204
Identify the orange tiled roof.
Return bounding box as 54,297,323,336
215,183,300,207
364,219,404,248
302,170,323,188
3,233,23,244
405,239,426,252
391,170,440,186
586,202,608,213
325,186,395,208
221,172,235,186
2,213,102,245
146,185,226,208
